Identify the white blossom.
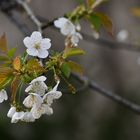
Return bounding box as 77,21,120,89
43,81,62,106
25,76,48,96
54,17,75,36
23,93,43,108
70,32,83,46
11,111,25,123
54,17,82,46
7,106,16,118
31,103,53,119
0,89,8,103
23,31,51,58
21,112,35,122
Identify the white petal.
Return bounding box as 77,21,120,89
31,76,46,83
26,48,38,56
40,38,51,50
53,81,60,91
21,112,35,122
43,91,62,106
30,93,43,106
61,21,75,36
25,85,32,92
7,106,16,118
0,89,8,103
41,104,53,115
23,95,34,108
54,17,68,28
37,49,49,58
71,32,83,46
11,111,24,123
23,37,34,48
31,105,42,119
30,31,42,44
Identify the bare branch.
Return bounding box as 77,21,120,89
73,73,140,114
15,0,42,32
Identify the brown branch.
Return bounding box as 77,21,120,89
73,73,140,114
15,0,42,32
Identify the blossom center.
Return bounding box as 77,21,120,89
34,43,41,50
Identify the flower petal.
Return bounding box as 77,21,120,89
37,50,49,58
23,37,34,48
0,89,8,103
30,31,42,44
40,38,51,50
7,106,16,118
54,17,68,28
11,111,25,123
61,21,75,36
30,76,46,84
26,48,38,56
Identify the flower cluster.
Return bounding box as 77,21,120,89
6,76,62,123
54,17,83,46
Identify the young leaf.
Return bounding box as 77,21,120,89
13,56,21,71
87,13,102,32
0,34,8,53
25,59,45,74
67,61,84,75
7,47,16,58
63,48,85,58
0,67,13,88
96,12,113,35
61,62,71,78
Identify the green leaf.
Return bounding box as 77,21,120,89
7,47,16,58
61,62,71,78
67,61,84,75
87,13,102,32
96,12,113,35
63,48,85,58
0,67,14,89
25,59,45,74
0,34,8,53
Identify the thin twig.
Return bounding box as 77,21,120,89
91,0,104,9
15,0,42,33
73,73,140,114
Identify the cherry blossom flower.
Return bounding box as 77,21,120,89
23,31,51,58
23,93,43,108
70,32,83,46
25,76,48,96
54,17,82,46
31,103,53,119
0,89,8,103
54,17,75,36
43,81,62,106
